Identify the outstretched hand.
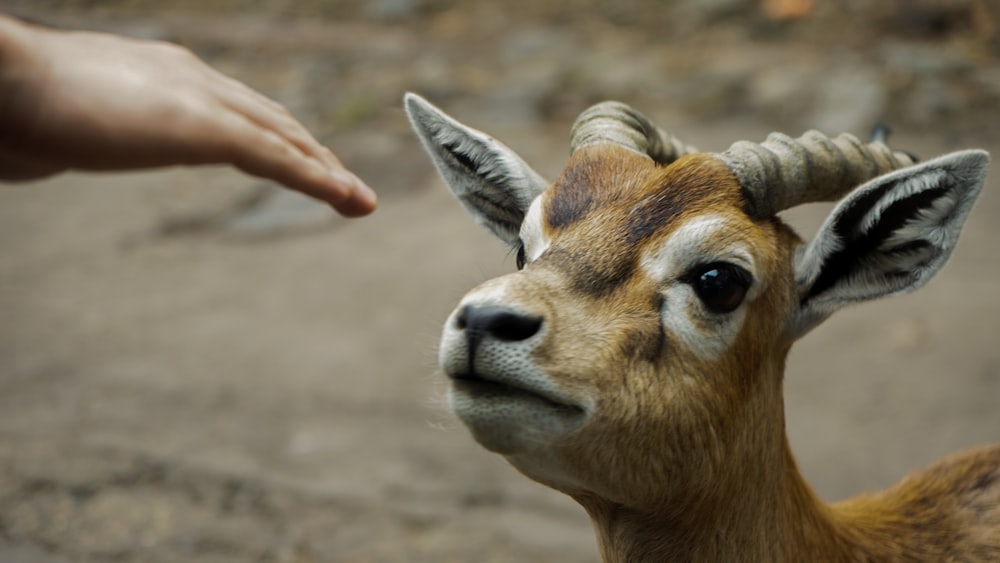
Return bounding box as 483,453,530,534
0,15,376,217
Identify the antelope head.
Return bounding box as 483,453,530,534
404,93,988,519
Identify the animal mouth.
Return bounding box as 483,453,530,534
450,372,585,415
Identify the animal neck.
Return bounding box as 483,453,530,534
575,436,850,563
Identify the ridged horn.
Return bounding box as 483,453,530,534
720,131,918,218
569,101,697,165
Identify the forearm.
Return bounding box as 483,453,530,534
0,13,47,157
0,12,24,61
0,13,39,92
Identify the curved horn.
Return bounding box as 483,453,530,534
569,101,697,165
720,131,918,218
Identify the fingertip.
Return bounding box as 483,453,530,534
328,169,378,217
332,197,377,218
330,187,378,217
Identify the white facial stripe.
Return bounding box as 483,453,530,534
640,214,758,285
519,196,551,262
661,286,749,361
640,214,759,361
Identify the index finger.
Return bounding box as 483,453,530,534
217,113,377,216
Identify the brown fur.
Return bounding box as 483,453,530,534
454,146,999,561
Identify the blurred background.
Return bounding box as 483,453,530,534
1,1,999,561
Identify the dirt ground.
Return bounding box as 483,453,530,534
2,1,1000,561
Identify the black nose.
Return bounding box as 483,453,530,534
456,305,543,343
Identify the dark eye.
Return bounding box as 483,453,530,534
686,262,752,314
515,245,527,270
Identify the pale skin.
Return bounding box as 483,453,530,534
0,14,377,217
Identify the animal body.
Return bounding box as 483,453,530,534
404,92,1000,562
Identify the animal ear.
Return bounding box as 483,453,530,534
404,93,549,246
789,150,989,338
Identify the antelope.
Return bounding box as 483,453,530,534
404,92,1000,562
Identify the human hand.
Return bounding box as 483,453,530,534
0,15,376,217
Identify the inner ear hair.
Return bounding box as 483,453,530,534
791,150,988,335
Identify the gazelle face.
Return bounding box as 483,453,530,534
406,93,988,509
437,147,800,503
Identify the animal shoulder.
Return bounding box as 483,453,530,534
833,444,1000,562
